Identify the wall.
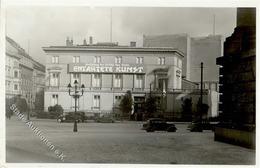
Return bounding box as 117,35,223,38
190,35,222,82
143,34,190,79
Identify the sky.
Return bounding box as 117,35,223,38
6,7,237,64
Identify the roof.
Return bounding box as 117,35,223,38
42,45,184,57
6,36,45,72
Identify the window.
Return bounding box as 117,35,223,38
94,56,101,63
93,95,100,109
92,74,101,87
14,70,18,78
115,95,122,101
115,56,122,64
5,66,11,76
50,73,59,86
114,74,122,88
136,57,143,64
157,57,165,65
177,58,182,68
52,94,58,105
73,56,80,63
14,60,19,67
158,78,167,92
115,95,122,105
51,56,59,64
135,75,144,89
71,73,80,84
6,81,10,90
14,84,18,91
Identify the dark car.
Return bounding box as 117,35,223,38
57,112,85,123
142,118,177,132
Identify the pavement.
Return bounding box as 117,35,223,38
5,117,255,164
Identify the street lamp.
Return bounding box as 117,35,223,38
67,80,85,132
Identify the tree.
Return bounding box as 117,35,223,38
16,97,28,113
48,104,64,119
34,89,44,113
6,98,14,119
6,96,28,119
181,98,193,121
119,90,133,120
144,96,157,119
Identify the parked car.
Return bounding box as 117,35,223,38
142,118,177,132
95,116,115,123
57,112,85,123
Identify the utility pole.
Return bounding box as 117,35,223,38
200,62,203,123
149,83,152,97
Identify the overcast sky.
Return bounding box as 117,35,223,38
6,7,236,64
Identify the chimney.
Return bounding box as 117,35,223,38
83,38,87,45
89,36,93,45
130,41,136,47
66,37,70,46
70,37,73,46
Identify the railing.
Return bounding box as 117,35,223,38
44,86,208,94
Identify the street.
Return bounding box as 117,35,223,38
6,118,255,164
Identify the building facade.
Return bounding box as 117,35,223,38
42,41,184,116
6,37,21,98
5,36,45,111
215,8,255,149
143,34,222,118
143,34,223,83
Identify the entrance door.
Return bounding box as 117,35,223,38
134,97,145,121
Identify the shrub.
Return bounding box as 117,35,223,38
48,104,64,118
144,96,157,119
119,90,133,120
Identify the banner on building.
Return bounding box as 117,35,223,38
68,63,145,74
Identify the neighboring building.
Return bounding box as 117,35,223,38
6,37,21,98
143,34,190,79
32,60,46,111
216,8,256,128
215,8,256,148
143,33,222,118
190,35,223,82
143,34,223,83
5,36,45,111
42,39,184,117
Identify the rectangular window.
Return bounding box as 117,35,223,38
92,74,101,87
52,94,58,105
113,74,122,88
115,56,122,64
14,84,18,91
135,75,144,89
136,57,143,64
115,95,122,101
157,57,165,65
14,70,18,78
93,95,100,109
94,56,101,63
50,73,59,86
73,56,80,63
51,56,59,64
177,58,182,68
71,73,80,84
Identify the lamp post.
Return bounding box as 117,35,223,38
67,80,85,132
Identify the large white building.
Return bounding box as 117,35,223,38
42,39,184,118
